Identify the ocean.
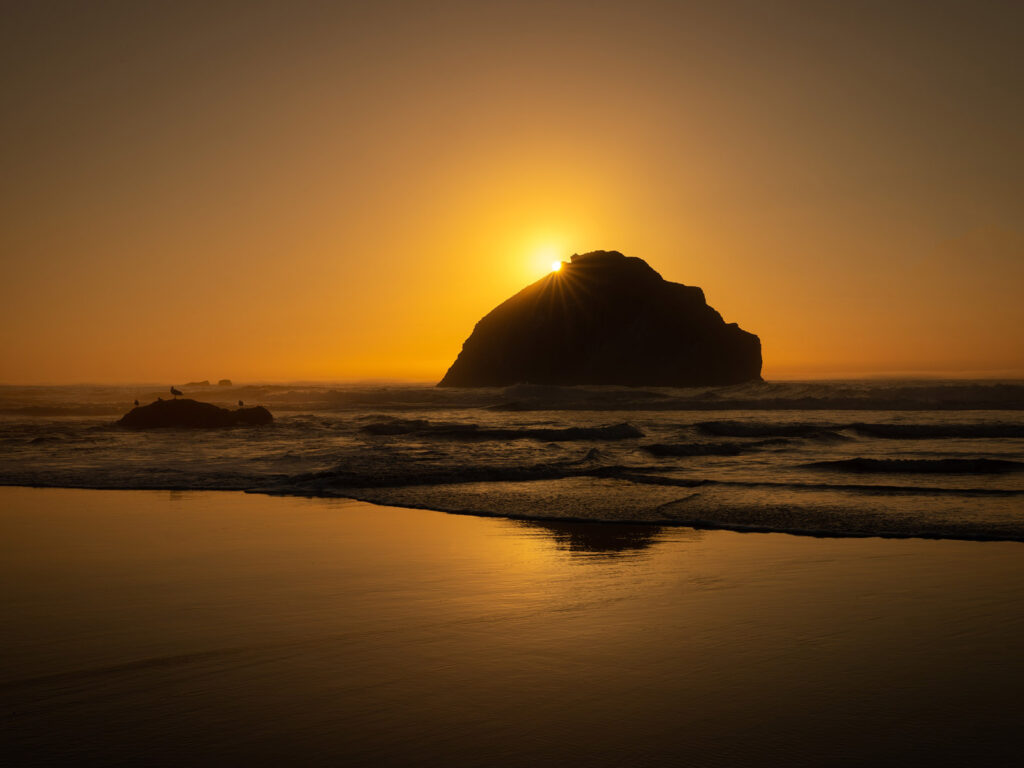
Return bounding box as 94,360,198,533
1,380,1022,540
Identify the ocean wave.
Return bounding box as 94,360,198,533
5,463,1022,541
489,381,1024,411
653,487,1024,541
286,455,647,490
292,478,1024,542
696,421,848,440
849,423,1024,439
359,418,433,435
642,442,746,456
360,418,644,441
804,458,1024,474
714,479,1024,496
697,420,1024,440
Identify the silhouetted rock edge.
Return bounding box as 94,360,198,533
439,250,761,387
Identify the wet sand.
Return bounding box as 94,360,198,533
2,486,1022,766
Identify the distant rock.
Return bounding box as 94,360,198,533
183,380,211,387
439,250,761,387
217,379,233,387
117,398,273,429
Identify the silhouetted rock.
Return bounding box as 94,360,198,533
439,251,761,387
217,379,233,386
183,380,211,387
117,398,273,429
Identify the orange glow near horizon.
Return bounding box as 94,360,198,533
1,3,1022,384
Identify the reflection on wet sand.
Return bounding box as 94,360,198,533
513,520,692,557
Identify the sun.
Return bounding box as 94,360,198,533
533,245,562,272
529,242,567,277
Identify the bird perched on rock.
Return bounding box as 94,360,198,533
134,399,139,406
238,400,244,407
170,386,183,398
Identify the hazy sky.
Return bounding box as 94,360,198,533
2,0,1021,383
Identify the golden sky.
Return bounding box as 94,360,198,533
2,1,1021,383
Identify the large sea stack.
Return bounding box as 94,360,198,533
439,250,761,387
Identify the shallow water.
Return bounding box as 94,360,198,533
2,487,1022,766
1,381,1022,539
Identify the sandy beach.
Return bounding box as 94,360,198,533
2,485,1022,766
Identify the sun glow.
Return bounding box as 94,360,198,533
531,243,566,277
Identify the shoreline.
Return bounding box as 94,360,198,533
4,480,1023,544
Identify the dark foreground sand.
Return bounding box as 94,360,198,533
2,486,1022,767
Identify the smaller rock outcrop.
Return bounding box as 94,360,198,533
117,398,273,429
217,379,233,386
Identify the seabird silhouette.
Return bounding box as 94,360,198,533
134,399,139,406
238,400,244,407
170,386,183,398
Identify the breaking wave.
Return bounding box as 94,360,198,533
849,423,1024,439
804,458,1024,474
642,442,746,457
698,419,1024,441
696,421,848,440
490,380,1024,411
360,418,644,440
285,478,1024,542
